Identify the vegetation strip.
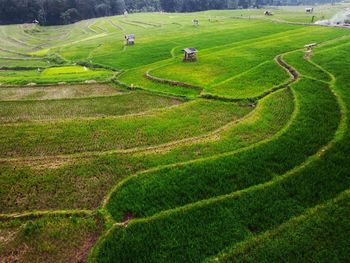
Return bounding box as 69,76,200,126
0,99,249,158
0,209,93,221
0,91,184,123
208,189,350,262
145,71,203,91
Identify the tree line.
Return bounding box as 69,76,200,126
0,0,337,25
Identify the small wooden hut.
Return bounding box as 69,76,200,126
305,7,314,13
304,43,317,51
125,34,135,45
183,48,198,62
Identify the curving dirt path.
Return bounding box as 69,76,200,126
276,55,299,81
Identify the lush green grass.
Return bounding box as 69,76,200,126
210,190,350,263
0,66,114,86
139,88,294,168
0,99,251,158
0,84,121,101
93,145,349,262
95,147,350,262
149,26,348,96
0,91,183,123
204,60,290,99
106,78,341,221
41,65,90,75
90,18,300,70
92,37,350,263
202,4,349,23
118,65,201,98
93,144,350,263
1,5,350,262
0,215,100,262
283,50,331,82
0,58,51,68
0,88,291,214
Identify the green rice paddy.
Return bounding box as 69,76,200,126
1,3,350,262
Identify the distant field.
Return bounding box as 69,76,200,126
0,66,114,85
1,4,350,263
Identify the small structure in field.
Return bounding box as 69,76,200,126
264,10,273,16
125,34,135,45
305,7,314,13
304,43,317,51
183,48,198,62
193,19,199,26
33,19,40,25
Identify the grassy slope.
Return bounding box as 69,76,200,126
212,42,350,263
204,60,290,99
0,84,121,101
0,91,183,123
210,190,350,263
0,67,113,86
0,89,292,214
0,58,50,68
106,78,340,221
284,50,331,82
0,6,350,263
93,37,350,263
138,88,294,167
118,65,201,98
149,26,347,96
0,99,250,158
92,20,299,70
0,216,100,262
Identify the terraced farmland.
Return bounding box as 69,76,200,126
1,4,350,262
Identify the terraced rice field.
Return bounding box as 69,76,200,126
1,4,350,262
